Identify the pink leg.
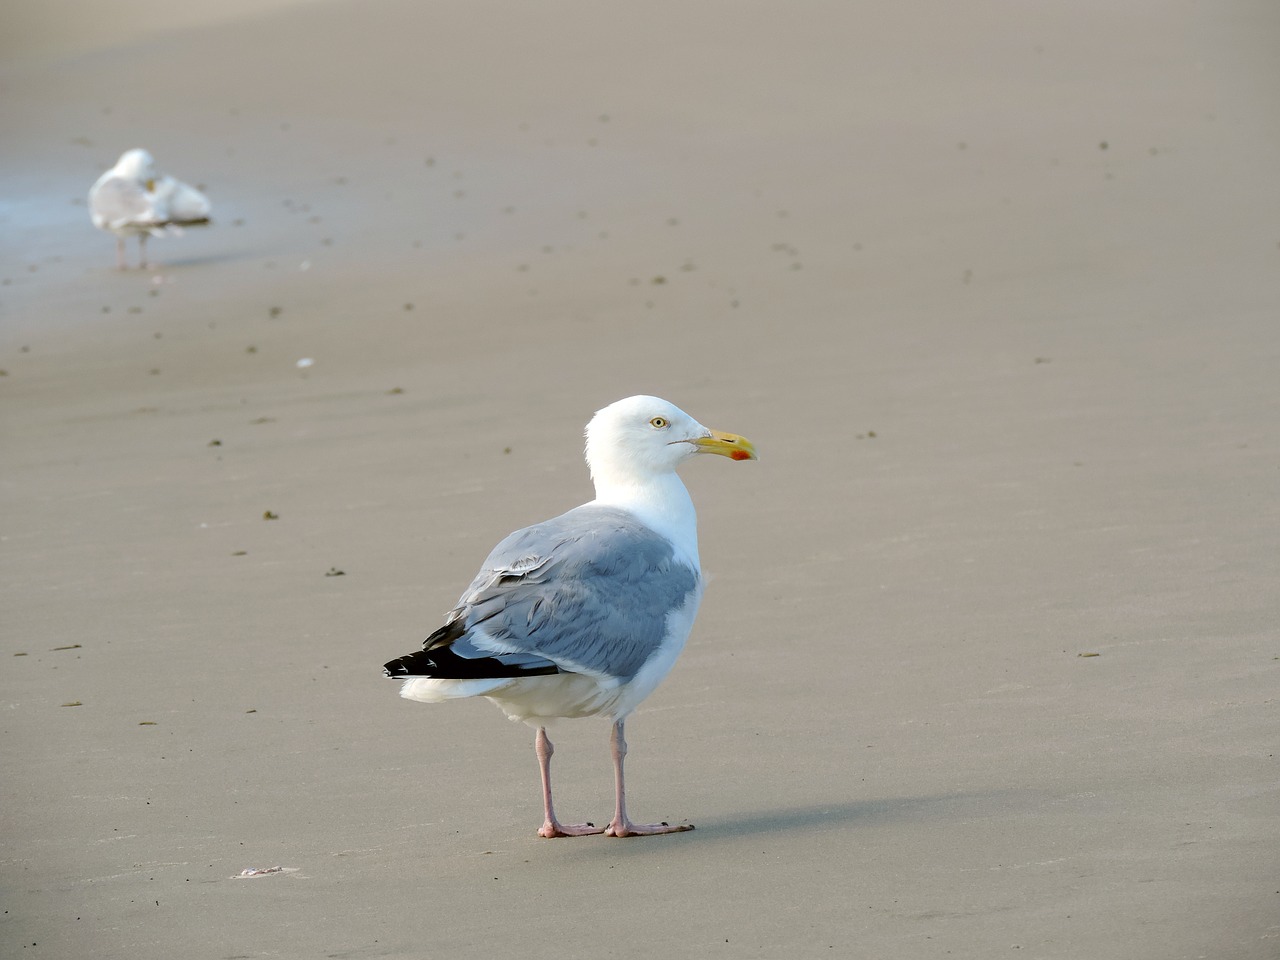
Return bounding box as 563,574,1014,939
605,719,694,837
137,233,149,270
535,726,603,838
115,237,128,270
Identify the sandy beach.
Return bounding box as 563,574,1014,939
3,1,1279,957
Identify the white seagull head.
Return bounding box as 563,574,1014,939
112,148,158,182
584,395,756,490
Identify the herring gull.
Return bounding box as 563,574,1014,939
89,149,211,269
384,395,757,837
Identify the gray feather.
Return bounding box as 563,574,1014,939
157,176,212,222
443,504,699,681
90,176,159,229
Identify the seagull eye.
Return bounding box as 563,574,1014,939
649,417,669,429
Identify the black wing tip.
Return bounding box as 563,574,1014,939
382,646,558,680
384,651,430,677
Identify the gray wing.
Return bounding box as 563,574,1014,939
441,504,700,681
156,176,211,223
89,175,161,229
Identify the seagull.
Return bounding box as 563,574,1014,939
88,149,211,270
384,395,757,837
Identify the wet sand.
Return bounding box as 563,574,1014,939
3,1,1279,957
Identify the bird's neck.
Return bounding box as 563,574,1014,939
592,471,700,567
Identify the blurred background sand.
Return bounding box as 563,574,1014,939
2,2,1278,958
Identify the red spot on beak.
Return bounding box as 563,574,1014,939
730,450,751,461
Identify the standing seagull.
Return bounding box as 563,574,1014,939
384,395,757,837
89,149,211,269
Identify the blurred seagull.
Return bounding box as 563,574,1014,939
384,395,757,837
89,148,211,269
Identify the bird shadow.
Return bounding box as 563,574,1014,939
539,789,1037,858
691,790,1026,842
144,250,258,269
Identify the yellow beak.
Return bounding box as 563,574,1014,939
691,430,758,461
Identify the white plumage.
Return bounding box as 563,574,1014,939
384,395,756,837
89,149,211,269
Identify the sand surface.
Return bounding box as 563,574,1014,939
3,1,1279,957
